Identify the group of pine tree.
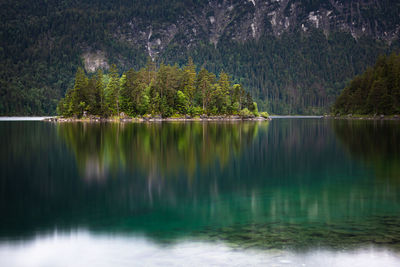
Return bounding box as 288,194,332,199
333,52,400,115
57,59,264,118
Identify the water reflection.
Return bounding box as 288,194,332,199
1,120,400,252
57,122,262,181
332,120,400,183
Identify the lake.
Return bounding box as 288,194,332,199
0,118,400,266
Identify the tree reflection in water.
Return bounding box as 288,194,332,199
2,119,400,251
332,119,400,184
57,122,264,182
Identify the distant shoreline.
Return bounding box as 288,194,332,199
270,115,323,119
326,114,400,121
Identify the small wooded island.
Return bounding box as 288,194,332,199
332,52,400,117
56,59,269,121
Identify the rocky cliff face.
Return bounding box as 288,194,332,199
115,0,400,60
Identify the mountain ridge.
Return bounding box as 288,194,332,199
1,0,399,115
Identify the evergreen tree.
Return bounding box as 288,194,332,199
57,59,263,118
138,85,151,115
246,92,255,111
86,77,97,115
94,69,106,116
182,57,197,107
176,90,189,114
196,68,213,112
105,64,120,116
232,84,244,113
333,52,400,115
217,71,230,114
71,67,88,117
119,73,127,115
120,69,134,115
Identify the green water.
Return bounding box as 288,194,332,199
1,119,400,252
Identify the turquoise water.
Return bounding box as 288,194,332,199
0,119,399,265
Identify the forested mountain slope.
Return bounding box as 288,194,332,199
1,0,399,115
333,53,400,115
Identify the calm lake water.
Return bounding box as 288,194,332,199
0,118,400,266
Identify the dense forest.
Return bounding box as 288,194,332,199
1,0,399,115
332,53,400,115
57,59,263,118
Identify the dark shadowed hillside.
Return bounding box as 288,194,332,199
333,52,400,115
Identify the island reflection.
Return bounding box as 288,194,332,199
57,122,263,181
1,120,400,251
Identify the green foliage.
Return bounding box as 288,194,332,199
176,90,189,114
164,31,399,115
94,70,106,116
239,108,253,118
1,1,399,115
252,102,259,116
71,68,89,117
138,87,151,115
332,53,400,115
196,68,213,112
231,84,245,113
260,111,270,118
58,59,260,118
105,64,120,116
182,57,197,106
189,106,204,117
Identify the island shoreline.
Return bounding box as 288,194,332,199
45,116,271,123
